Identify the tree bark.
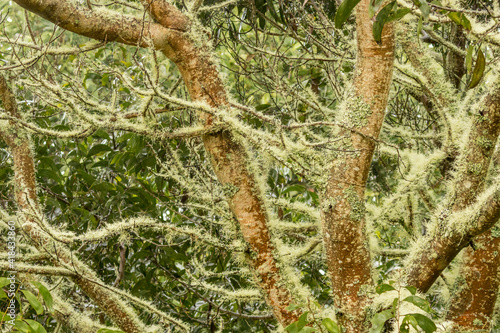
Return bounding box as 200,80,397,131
445,24,466,89
320,1,394,331
446,230,500,331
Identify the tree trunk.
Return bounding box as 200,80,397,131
320,1,394,330
446,230,500,331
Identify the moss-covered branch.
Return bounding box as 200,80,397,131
405,71,500,292
319,0,395,330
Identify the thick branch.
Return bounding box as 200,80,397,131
405,181,500,292
145,0,300,326
0,262,76,276
12,0,180,57
446,230,500,331
320,0,394,330
405,73,500,292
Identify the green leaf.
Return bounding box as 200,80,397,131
334,0,362,29
25,319,47,333
256,104,271,111
403,295,433,313
376,283,396,294
266,0,280,22
0,277,10,288
400,314,419,333
466,44,474,74
405,286,417,295
322,318,340,333
21,290,43,315
259,16,266,29
447,12,471,30
392,297,399,312
38,157,58,171
469,48,485,89
387,8,411,22
285,312,310,333
369,309,394,333
91,182,116,192
102,73,110,86
31,282,53,313
373,2,396,43
14,320,31,332
285,322,301,333
410,313,437,333
93,128,111,140
297,311,309,329
419,0,430,21
282,184,307,196
286,304,302,311
76,170,97,186
38,169,61,183
87,144,113,157
299,328,316,333
0,289,7,299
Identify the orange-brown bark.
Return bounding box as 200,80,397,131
320,1,394,331
13,0,176,51
446,230,500,331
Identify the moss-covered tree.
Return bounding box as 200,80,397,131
0,0,499,332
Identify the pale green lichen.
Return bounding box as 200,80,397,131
477,136,494,149
344,186,365,222
221,183,240,198
468,163,483,175
492,225,500,238
334,91,373,129
473,318,484,326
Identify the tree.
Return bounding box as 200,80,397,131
0,0,499,332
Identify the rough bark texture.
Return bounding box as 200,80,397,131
445,24,466,89
13,0,298,326
12,0,176,51
320,1,394,331
405,76,500,292
0,75,148,333
446,230,500,331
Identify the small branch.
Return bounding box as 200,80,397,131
112,244,126,287
0,262,76,276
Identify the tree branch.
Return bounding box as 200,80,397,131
12,0,180,57
405,71,500,292
320,0,395,330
